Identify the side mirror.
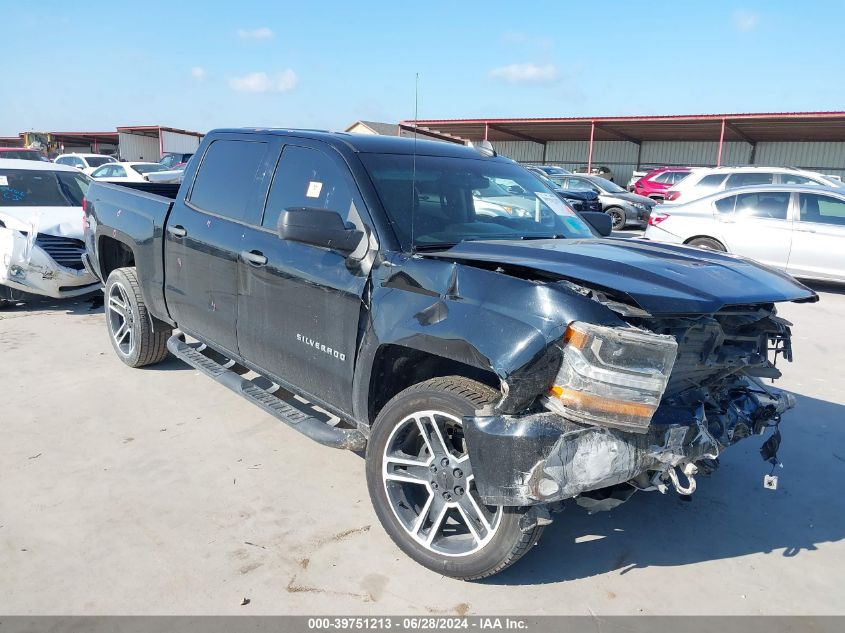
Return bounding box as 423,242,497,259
579,211,612,237
278,208,364,255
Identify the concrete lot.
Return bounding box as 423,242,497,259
1,281,843,615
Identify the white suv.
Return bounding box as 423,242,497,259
664,166,840,204
54,153,116,175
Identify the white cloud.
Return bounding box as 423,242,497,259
733,9,760,32
190,66,206,80
229,70,298,93
489,63,558,84
237,27,274,40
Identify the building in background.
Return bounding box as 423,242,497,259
0,126,204,160
116,126,204,161
403,111,845,184
345,120,464,144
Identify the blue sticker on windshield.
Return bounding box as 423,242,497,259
1,188,25,201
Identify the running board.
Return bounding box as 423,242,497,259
167,335,366,451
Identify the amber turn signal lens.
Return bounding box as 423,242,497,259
549,386,657,420
564,324,590,349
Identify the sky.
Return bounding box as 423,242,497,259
3,0,845,136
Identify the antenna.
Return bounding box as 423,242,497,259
410,72,419,255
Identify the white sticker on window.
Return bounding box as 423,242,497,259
536,192,576,217
306,181,323,198
0,176,8,187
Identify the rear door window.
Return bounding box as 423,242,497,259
188,139,268,222
726,172,775,187
262,145,354,230
733,191,790,219
799,193,845,226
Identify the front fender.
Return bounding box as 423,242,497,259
353,255,625,420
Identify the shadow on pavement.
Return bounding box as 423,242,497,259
488,391,845,585
0,293,103,317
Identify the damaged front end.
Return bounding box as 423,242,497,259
464,302,797,510
0,218,99,300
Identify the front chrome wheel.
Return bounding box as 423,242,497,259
107,280,135,357
382,410,502,557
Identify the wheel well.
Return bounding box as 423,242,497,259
98,236,135,280
367,344,500,424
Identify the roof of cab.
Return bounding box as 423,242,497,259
208,128,498,159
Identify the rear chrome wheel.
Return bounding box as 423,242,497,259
366,376,545,579
104,267,171,368
107,280,135,357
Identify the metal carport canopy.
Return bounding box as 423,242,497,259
404,111,845,144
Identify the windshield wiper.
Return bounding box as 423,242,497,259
413,242,461,251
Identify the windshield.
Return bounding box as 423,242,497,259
86,156,114,168
0,169,90,207
132,163,167,175
361,153,595,249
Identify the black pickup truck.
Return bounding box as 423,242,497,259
83,129,817,580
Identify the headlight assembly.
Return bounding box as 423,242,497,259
543,322,678,433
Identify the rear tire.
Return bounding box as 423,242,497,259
104,267,171,367
687,237,727,252
366,376,544,580
607,207,626,231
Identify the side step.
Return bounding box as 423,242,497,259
167,335,366,451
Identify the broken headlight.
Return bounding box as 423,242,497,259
544,322,678,433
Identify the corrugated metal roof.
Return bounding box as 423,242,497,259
405,111,845,143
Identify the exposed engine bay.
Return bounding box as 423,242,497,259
464,301,795,512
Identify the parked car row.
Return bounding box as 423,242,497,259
644,183,845,283
526,165,655,229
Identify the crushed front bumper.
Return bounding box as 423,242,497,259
1,228,100,299
464,379,794,507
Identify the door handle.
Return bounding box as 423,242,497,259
794,228,816,233
241,250,268,266
169,225,187,238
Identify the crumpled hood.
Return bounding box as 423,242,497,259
0,206,84,239
425,238,818,315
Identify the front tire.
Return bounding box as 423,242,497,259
104,267,171,367
366,376,543,580
606,207,626,230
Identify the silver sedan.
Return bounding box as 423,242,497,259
643,184,845,283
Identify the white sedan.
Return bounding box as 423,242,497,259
643,183,845,283
0,159,100,304
90,161,168,182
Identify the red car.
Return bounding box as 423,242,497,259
633,167,693,201
0,148,49,161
